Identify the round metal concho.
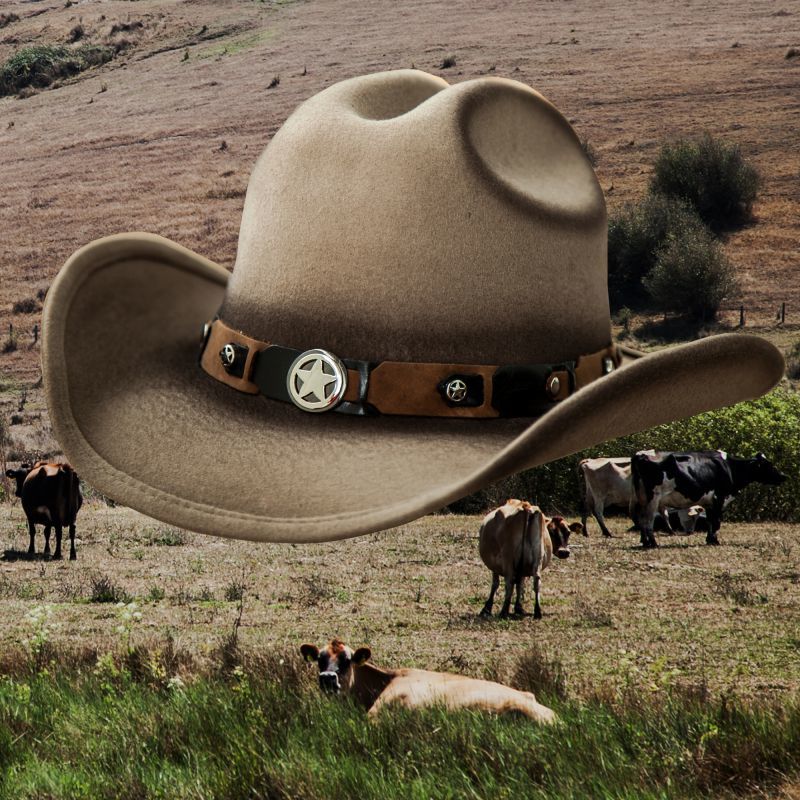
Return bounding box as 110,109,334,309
286,349,348,413
445,379,468,404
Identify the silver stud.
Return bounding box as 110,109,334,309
221,343,237,367
202,322,211,342
445,379,468,403
602,356,615,374
547,375,561,397
287,349,348,412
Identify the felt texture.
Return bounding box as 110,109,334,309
40,70,786,543
42,234,783,543
220,70,609,365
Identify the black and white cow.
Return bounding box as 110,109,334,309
630,451,787,548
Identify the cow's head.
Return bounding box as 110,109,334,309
5,464,31,498
546,516,581,559
748,453,788,486
300,639,371,695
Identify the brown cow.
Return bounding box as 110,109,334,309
479,499,581,619
300,639,556,724
5,462,83,560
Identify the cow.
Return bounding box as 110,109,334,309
5,462,83,560
630,450,787,548
478,499,580,619
300,639,556,724
579,455,707,537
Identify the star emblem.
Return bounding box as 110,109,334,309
295,357,337,402
286,349,348,412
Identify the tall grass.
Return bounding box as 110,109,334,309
0,660,797,799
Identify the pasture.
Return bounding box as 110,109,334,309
1,504,798,696
0,504,799,797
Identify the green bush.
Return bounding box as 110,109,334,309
0,44,114,97
643,219,738,320
607,194,704,309
450,388,800,522
650,133,761,231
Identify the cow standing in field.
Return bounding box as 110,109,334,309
478,499,580,619
630,451,787,549
579,455,706,537
5,462,83,560
300,639,556,724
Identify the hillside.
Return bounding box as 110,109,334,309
0,0,798,459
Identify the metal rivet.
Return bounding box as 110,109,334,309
202,322,211,342
603,356,615,374
221,343,237,367
287,349,348,412
547,375,561,397
445,378,468,403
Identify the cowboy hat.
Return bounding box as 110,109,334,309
41,69,784,543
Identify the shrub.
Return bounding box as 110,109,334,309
12,298,39,315
643,219,738,320
650,133,761,230
607,194,704,309
89,574,128,604
450,388,800,522
0,44,114,97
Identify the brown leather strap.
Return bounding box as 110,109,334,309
199,318,621,418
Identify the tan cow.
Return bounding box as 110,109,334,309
300,639,555,724
479,499,580,619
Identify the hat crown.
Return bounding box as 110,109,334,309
221,70,609,365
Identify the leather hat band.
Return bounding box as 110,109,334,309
199,318,621,418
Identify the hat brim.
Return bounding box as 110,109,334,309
42,233,785,543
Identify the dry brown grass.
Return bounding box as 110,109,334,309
0,503,798,697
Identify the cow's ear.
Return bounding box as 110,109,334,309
4,470,15,478
300,644,319,662
569,522,584,534
352,647,371,665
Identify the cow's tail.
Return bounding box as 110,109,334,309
65,466,80,524
518,508,542,581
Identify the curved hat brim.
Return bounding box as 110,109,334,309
42,233,785,543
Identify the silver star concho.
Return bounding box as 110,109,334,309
286,349,348,412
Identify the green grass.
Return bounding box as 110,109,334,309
0,660,798,799
0,44,114,97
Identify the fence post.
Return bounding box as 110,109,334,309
739,305,745,328
780,302,786,325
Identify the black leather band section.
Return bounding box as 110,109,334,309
492,362,575,417
252,346,299,403
338,357,378,417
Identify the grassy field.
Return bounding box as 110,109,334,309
0,506,799,797
1,505,798,696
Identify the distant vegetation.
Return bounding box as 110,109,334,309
0,44,114,98
650,133,761,231
608,133,759,319
451,389,800,521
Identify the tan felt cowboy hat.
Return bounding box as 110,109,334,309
42,69,784,543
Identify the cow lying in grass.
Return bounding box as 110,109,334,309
5,461,83,560
300,639,555,724
479,499,581,619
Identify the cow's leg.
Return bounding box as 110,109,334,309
513,577,525,617
658,507,676,535
42,525,51,558
480,573,500,617
53,525,63,560
27,520,36,556
706,498,724,546
533,573,543,619
69,523,77,561
593,503,614,538
498,575,514,618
